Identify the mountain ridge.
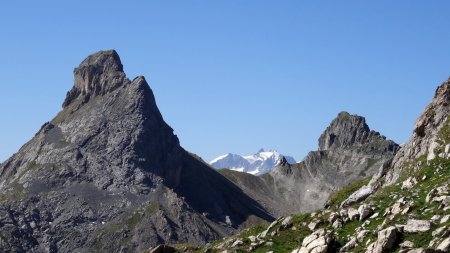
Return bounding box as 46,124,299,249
220,112,399,216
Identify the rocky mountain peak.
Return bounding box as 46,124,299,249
0,50,274,252
78,49,123,72
319,112,371,150
318,111,398,154
63,49,127,107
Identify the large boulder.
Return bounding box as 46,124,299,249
436,237,450,252
292,229,333,253
404,219,432,233
366,226,398,253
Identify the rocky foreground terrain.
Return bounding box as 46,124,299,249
0,50,448,253
175,80,450,253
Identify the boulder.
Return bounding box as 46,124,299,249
356,230,370,243
358,204,373,221
341,185,377,207
332,219,343,229
328,212,340,224
282,216,293,229
436,237,450,252
431,215,441,222
308,220,321,231
365,226,398,253
390,202,407,215
436,184,449,195
370,213,379,219
399,240,414,248
404,219,432,233
401,177,418,190
259,218,282,238
340,209,348,218
426,189,437,203
292,229,333,253
248,236,257,242
340,237,357,252
347,208,360,221
231,240,243,247
432,227,446,237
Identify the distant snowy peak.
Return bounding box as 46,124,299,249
210,149,296,175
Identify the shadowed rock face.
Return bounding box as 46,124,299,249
221,112,399,216
0,50,272,253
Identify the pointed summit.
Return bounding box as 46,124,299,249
63,49,127,107
0,50,273,252
318,111,370,150
318,111,398,153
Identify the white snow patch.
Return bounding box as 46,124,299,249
210,153,231,164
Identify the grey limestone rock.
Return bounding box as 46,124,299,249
404,219,432,233
365,226,398,253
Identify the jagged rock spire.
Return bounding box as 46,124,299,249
63,49,128,107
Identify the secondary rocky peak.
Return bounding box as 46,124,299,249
319,112,370,150
63,49,128,107
318,112,398,153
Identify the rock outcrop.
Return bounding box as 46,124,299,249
366,226,398,253
292,229,334,253
0,50,273,252
386,78,450,184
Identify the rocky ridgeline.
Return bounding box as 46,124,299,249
174,79,450,253
220,112,399,216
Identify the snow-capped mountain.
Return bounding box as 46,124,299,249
210,149,296,175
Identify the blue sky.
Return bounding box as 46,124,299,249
1,1,449,163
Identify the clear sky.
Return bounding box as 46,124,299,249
1,1,449,163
